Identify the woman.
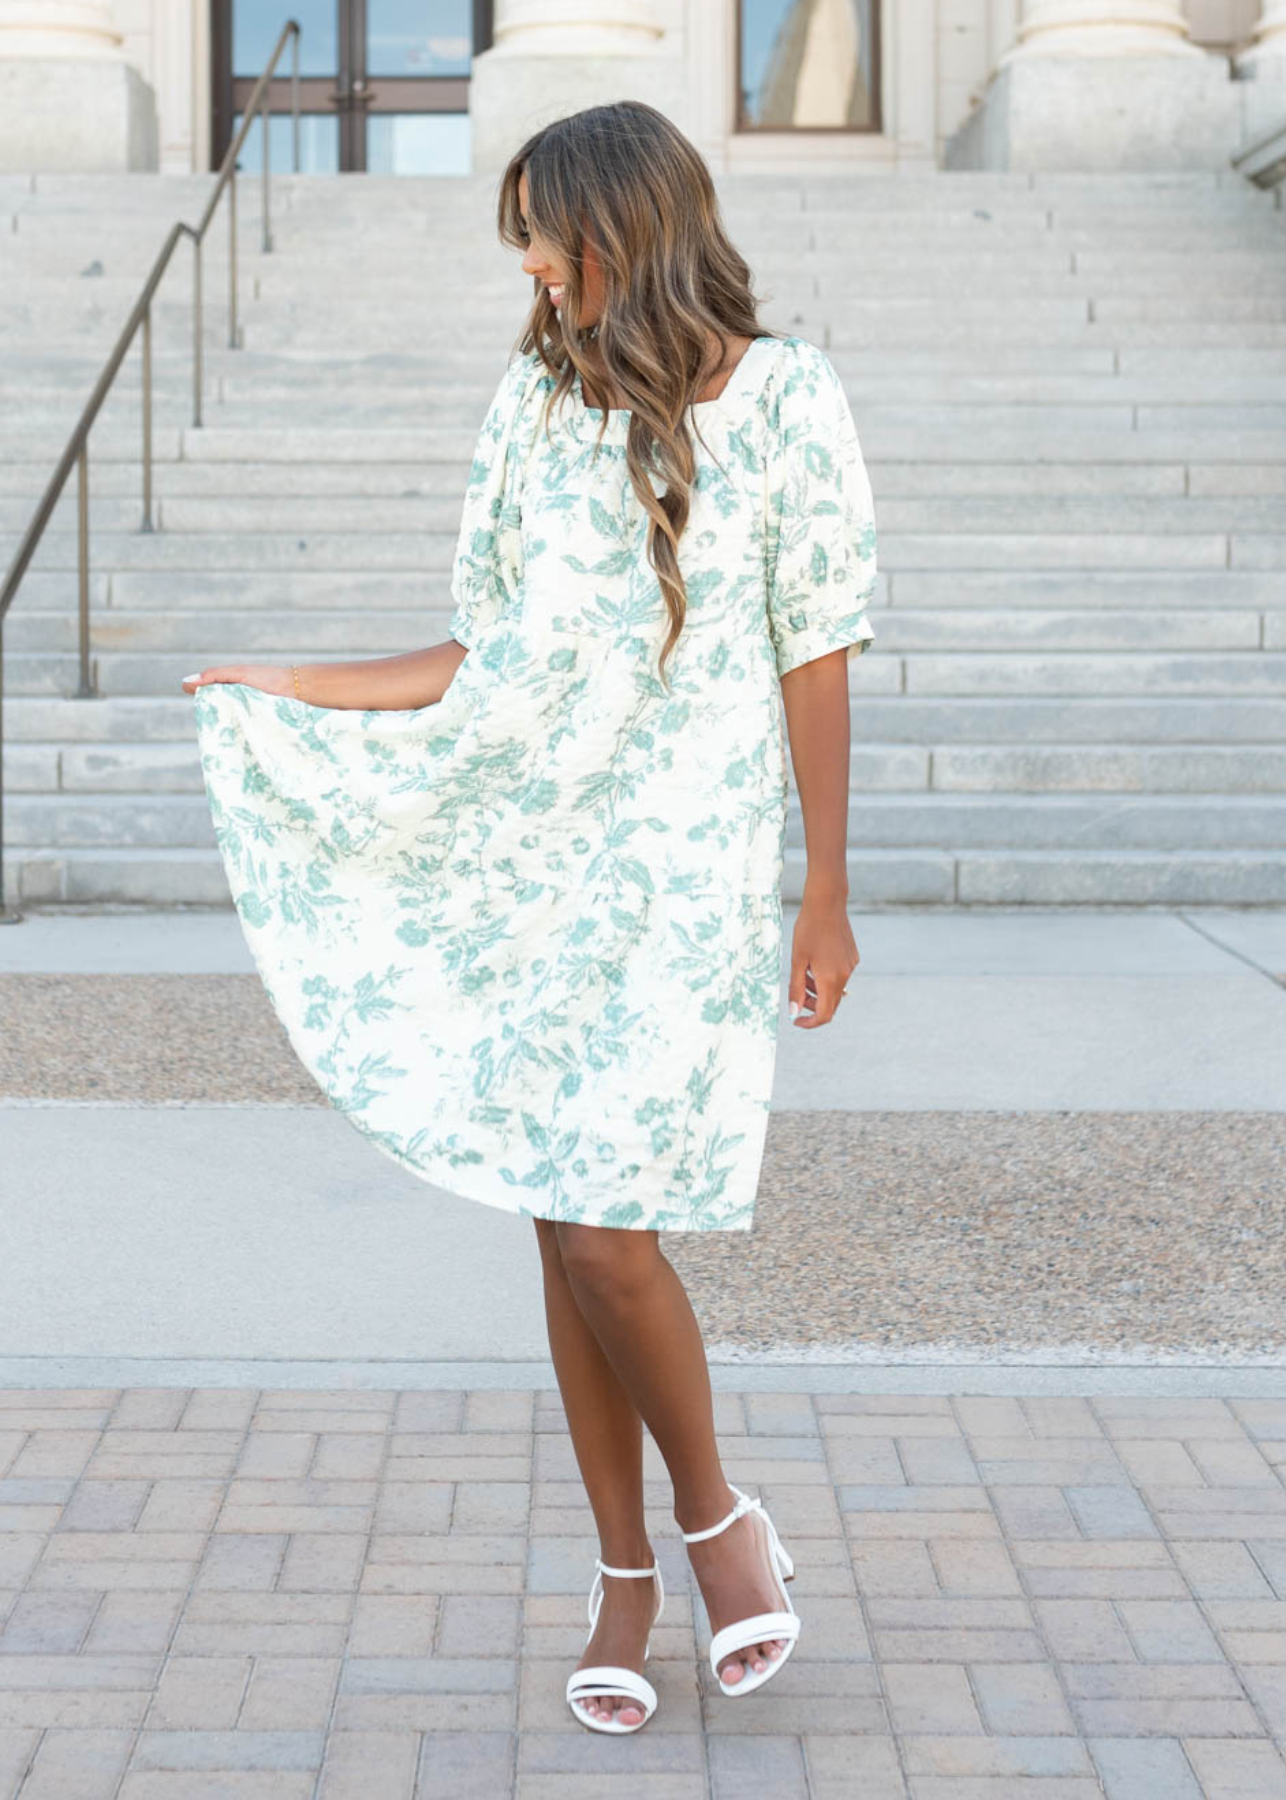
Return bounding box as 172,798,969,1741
184,100,876,1735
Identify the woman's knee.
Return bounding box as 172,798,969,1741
554,1221,661,1304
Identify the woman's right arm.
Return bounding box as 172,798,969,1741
181,637,470,709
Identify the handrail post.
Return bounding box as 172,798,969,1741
263,87,273,254
141,304,154,532
0,615,18,922
74,445,95,699
193,233,203,427
229,165,240,349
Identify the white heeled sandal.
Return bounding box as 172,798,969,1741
564,1556,665,1734
681,1483,801,1697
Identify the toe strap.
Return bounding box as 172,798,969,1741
709,1611,802,1672
565,1664,658,1714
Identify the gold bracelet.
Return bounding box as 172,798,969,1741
292,664,302,700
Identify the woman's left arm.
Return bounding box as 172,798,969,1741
780,646,859,1027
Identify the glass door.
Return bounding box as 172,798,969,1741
212,1,494,174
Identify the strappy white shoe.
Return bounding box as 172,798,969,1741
681,1483,801,1697
564,1556,665,1734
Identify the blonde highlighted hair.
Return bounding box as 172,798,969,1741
496,100,779,687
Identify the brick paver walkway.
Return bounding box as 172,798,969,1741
3,1384,1286,1797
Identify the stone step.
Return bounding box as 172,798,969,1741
205,371,1286,407
239,255,1286,301
63,337,1268,378
6,648,1286,700
140,494,1286,534
892,570,1284,605
229,310,1286,349
0,305,243,345
1,341,1144,380
12,343,1286,386
24,566,1266,612
0,428,185,463
11,566,1282,618
928,745,1286,792
8,843,1286,911
896,653,1286,696
0,496,160,534
5,607,1278,658
144,424,1286,466
8,692,1283,747
239,206,1284,236
6,172,1260,212
97,449,1286,500
843,695,1286,742
5,789,1283,854
781,849,1286,906
944,851,1286,906
1,739,924,795
834,322,1286,349
5,738,1282,798
257,261,1286,300
38,522,1278,576
785,794,1286,851
835,299,1286,327
7,489,1275,540
6,456,1273,504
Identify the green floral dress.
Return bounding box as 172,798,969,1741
192,332,876,1231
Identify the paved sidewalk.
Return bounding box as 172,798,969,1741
3,1383,1286,1797
1,905,1285,1368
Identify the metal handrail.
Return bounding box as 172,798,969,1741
1231,115,1286,190
0,20,301,923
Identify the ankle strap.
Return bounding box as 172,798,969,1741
680,1487,761,1544
595,1558,659,1578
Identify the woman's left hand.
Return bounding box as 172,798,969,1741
787,894,859,1027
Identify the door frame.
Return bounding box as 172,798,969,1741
210,0,495,170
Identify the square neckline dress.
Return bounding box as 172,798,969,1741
191,331,877,1232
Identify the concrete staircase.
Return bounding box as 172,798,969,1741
2,168,1285,908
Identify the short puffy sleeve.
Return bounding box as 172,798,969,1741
765,340,877,680
447,351,537,648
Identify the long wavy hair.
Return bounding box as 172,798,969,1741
496,101,779,688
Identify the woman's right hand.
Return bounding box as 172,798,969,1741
181,665,295,697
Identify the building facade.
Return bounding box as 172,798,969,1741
0,0,1281,177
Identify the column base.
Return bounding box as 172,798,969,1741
0,57,158,171
945,56,1239,170
467,48,690,174
1235,40,1286,79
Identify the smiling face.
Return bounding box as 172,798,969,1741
517,169,605,330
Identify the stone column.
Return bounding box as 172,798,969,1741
492,0,666,54
0,0,158,170
997,0,1203,60
945,0,1240,169
0,0,123,55
468,0,689,174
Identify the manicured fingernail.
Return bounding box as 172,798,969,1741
788,1001,799,1019
182,673,201,682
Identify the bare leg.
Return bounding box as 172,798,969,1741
533,1218,657,1725
552,1221,790,1689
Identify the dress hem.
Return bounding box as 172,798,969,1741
341,1098,762,1233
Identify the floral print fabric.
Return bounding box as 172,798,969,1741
192,332,876,1231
